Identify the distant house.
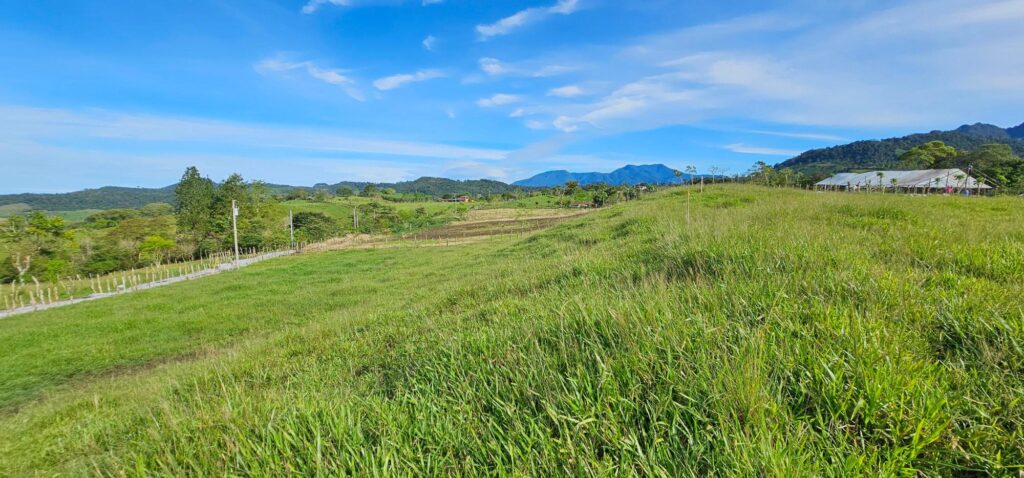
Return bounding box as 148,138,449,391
446,195,472,203
570,202,596,208
815,169,992,193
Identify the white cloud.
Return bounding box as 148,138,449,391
479,57,506,76
255,58,364,101
476,0,581,39
478,57,577,78
525,120,548,130
422,35,437,51
301,0,349,14
476,93,521,107
548,85,584,97
0,105,508,161
510,0,1024,139
0,106,517,192
373,70,444,91
553,116,580,133
533,65,577,77
509,108,526,118
723,143,802,156
744,129,847,142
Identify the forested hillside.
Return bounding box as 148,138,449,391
779,123,1024,177
0,186,177,211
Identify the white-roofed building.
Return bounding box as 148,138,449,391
814,169,991,193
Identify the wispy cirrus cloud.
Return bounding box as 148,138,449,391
422,35,437,51
301,0,349,14
373,70,444,91
477,57,577,78
477,94,522,107
476,0,581,39
255,57,365,101
0,105,513,191
724,143,802,156
548,85,584,97
506,0,1024,143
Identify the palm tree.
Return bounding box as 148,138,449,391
876,172,885,192
890,177,899,193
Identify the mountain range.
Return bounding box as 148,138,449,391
513,164,689,187
778,122,1024,177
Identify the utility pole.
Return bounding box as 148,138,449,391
289,209,295,250
353,207,359,230
231,200,240,268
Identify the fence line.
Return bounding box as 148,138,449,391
1,249,293,319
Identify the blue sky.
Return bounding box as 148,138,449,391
2,0,1023,192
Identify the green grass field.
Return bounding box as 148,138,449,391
282,197,460,228
1,185,1022,476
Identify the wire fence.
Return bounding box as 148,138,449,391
1,246,292,316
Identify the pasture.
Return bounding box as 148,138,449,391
1,185,1022,476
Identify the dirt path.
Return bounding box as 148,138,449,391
0,251,293,320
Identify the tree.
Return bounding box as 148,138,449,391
749,162,774,186
85,209,139,229
312,189,331,203
174,167,215,253
292,212,339,242
965,143,1023,189
899,141,961,169
336,187,354,197
139,236,176,265
685,165,698,185
564,180,580,196
361,184,379,197
876,171,885,192
287,188,310,200
708,166,722,183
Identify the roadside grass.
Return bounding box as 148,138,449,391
1,185,1022,476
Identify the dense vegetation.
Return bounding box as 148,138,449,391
0,186,176,211
1,185,1021,475
779,126,1024,178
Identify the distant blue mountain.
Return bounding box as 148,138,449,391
513,164,691,187
1008,122,1024,140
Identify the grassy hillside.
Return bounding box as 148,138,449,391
1,186,1022,475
